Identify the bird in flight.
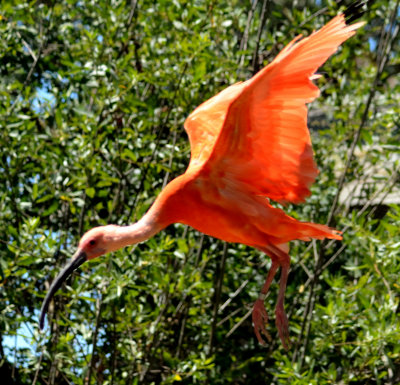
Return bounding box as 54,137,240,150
40,12,364,349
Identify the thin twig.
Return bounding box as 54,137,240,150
86,292,104,385
208,242,228,355
225,307,253,338
217,307,243,327
239,0,259,67
299,251,323,368
162,127,179,189
127,0,138,27
17,31,38,61
291,246,323,364
376,0,399,73
218,279,249,314
176,301,189,358
251,0,270,73
373,263,392,297
31,349,44,385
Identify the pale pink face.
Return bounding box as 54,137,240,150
77,225,123,259
77,226,109,260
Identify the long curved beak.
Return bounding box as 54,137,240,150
39,250,87,330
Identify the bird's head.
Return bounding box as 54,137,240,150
39,225,120,329
77,225,119,260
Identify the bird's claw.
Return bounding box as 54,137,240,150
252,299,272,346
275,305,291,350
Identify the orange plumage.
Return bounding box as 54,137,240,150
40,14,364,349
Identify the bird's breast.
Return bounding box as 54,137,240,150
174,176,269,245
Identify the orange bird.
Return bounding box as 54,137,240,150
40,14,364,349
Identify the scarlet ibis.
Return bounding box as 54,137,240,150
40,13,364,349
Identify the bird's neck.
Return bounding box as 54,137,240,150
112,175,188,250
112,213,165,250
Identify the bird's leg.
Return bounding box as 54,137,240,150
252,256,279,345
254,244,291,349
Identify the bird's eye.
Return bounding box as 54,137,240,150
89,240,96,246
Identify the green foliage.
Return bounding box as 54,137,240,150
1,0,399,384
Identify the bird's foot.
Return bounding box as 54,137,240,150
252,298,272,346
275,305,290,350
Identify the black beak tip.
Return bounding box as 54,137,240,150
39,309,46,330
38,250,87,331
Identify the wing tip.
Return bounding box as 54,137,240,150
326,228,343,240
343,0,367,24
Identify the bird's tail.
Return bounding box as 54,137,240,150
295,222,342,242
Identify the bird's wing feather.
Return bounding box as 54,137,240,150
185,14,364,203
184,81,245,170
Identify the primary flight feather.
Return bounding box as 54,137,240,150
40,13,364,349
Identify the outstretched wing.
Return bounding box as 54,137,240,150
185,15,364,203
